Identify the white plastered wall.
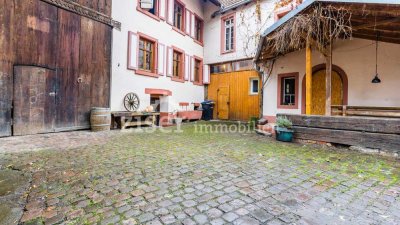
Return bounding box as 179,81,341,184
203,0,276,65
262,38,400,117
111,0,205,112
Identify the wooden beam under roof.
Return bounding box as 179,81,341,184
353,17,400,30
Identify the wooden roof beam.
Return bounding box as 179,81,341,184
353,33,400,44
353,17,400,31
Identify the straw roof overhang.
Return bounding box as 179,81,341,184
255,0,400,62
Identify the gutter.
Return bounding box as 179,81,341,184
254,0,400,62
212,0,254,18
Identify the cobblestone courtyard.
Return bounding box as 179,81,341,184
1,123,399,225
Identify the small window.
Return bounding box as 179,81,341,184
138,0,159,18
194,58,202,83
210,59,252,74
138,37,156,73
250,78,259,95
222,15,235,53
281,77,295,105
194,16,203,43
173,50,183,79
173,1,184,31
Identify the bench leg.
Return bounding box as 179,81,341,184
120,116,126,130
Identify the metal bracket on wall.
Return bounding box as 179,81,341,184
40,0,122,30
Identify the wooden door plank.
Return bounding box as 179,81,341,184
0,0,15,137
14,0,58,68
56,9,81,129
77,17,94,127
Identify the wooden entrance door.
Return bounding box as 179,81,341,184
208,71,260,121
13,66,57,135
311,70,343,115
217,86,230,120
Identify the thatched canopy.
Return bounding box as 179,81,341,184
255,0,400,62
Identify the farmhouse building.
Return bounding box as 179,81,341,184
1,0,399,144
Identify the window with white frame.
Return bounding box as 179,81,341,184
223,16,235,52
250,78,259,95
138,0,159,17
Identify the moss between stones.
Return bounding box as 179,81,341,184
0,170,29,197
0,204,23,225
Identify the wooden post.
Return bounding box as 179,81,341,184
325,41,333,116
305,39,312,115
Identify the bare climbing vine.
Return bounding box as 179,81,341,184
263,4,353,59
237,0,278,58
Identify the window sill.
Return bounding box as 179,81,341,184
136,7,160,22
221,49,235,55
194,39,204,46
249,93,259,96
193,82,203,86
135,69,160,78
171,77,185,83
277,104,298,109
172,27,186,36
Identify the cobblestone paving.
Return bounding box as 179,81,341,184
0,123,399,225
0,130,120,154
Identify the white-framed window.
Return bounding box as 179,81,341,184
223,15,235,53
250,78,259,95
137,0,160,20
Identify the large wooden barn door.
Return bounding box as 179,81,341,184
217,86,230,120
13,66,56,136
0,0,111,136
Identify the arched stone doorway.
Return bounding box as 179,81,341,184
302,64,348,115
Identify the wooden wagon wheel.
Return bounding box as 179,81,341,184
124,93,140,112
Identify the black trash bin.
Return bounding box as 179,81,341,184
201,100,215,121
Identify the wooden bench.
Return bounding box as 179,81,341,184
176,102,202,121
111,111,160,130
332,105,400,118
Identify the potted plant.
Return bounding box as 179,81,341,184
274,116,294,142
